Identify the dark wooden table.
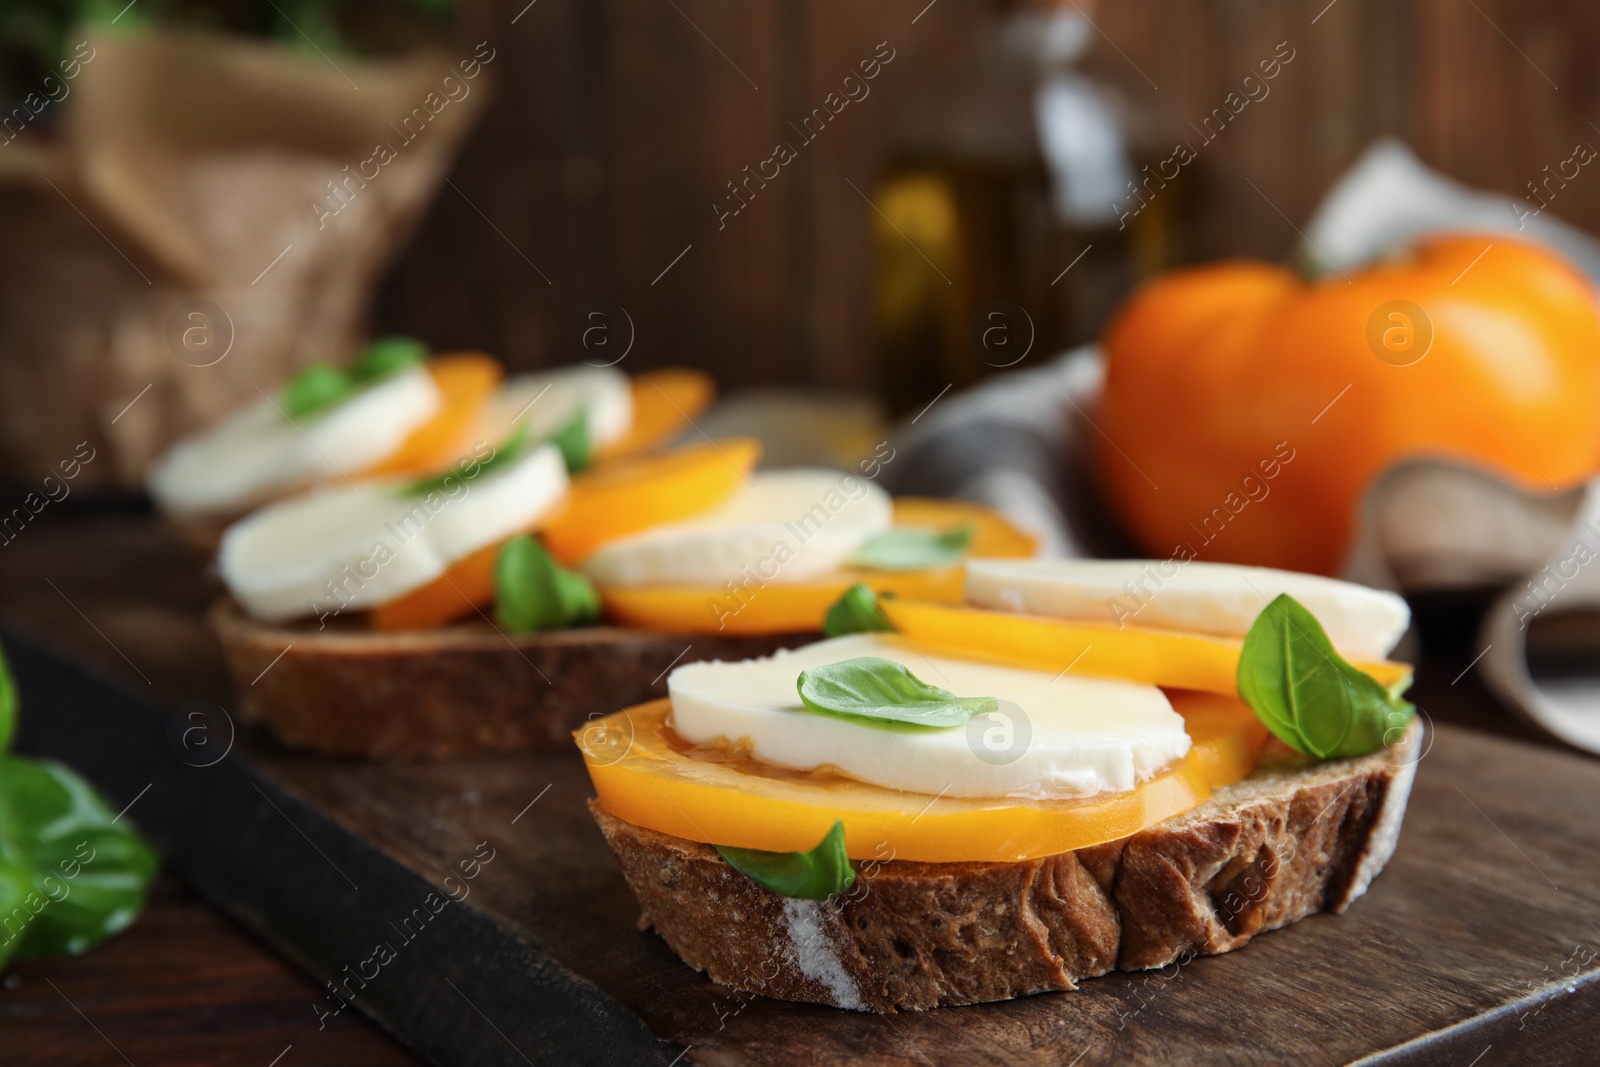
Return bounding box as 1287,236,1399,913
1,875,421,1066
0,504,427,1067
1,502,1597,1066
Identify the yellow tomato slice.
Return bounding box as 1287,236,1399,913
599,368,715,459
596,503,1039,634
544,439,761,566
598,567,964,635
362,354,503,478
880,600,1414,699
370,537,505,632
578,693,1266,863
1164,689,1270,787
891,497,1039,558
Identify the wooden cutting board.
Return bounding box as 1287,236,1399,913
4,511,1600,1066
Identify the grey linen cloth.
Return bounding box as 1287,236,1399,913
879,349,1104,559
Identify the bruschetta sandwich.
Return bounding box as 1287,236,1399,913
170,342,1036,757
579,559,1420,1010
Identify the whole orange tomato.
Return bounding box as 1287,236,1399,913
1097,234,1600,574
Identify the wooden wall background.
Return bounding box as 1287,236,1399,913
376,0,1600,396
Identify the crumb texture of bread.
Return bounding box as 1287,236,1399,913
592,721,1421,1011
212,601,807,759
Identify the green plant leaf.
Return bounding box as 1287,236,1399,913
282,362,352,419
494,534,600,635
822,584,894,638
0,643,15,754
848,524,975,571
796,657,996,729
397,425,529,497
81,0,162,29
351,336,427,382
275,0,344,53
282,338,428,421
0,757,159,968
715,820,856,901
549,408,591,474
1236,594,1416,759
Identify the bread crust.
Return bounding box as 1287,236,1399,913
211,601,809,759
590,721,1421,1011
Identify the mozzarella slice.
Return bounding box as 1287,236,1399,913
149,368,441,519
219,444,568,624
967,558,1410,661
667,633,1189,799
480,365,632,451
581,469,893,587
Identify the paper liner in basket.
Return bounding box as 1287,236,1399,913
0,29,492,489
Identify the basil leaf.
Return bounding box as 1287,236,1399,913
0,643,15,754
822,584,894,638
848,524,975,571
0,757,158,966
494,534,600,635
351,336,427,382
398,425,530,497
282,362,352,419
549,408,591,474
715,820,856,901
1237,594,1416,759
283,338,428,421
797,657,996,728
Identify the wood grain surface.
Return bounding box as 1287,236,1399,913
3,507,1600,1065
380,0,1600,401
0,876,422,1067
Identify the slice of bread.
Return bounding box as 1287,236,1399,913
590,720,1421,1011
211,601,809,759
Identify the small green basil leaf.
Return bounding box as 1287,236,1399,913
796,657,996,728
398,425,530,498
282,362,353,419
549,408,591,474
0,643,15,754
715,820,856,901
822,584,894,638
1237,593,1416,759
848,524,975,571
0,757,158,964
494,534,600,635
352,336,428,382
